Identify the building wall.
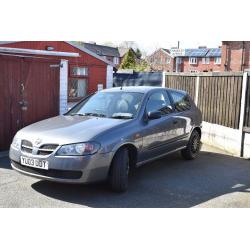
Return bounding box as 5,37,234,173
0,41,108,95
148,49,174,72
221,41,250,72
181,57,221,72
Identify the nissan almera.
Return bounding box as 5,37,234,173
10,87,202,192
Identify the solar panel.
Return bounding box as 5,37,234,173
206,48,221,57
184,48,208,57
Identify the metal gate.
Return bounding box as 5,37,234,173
0,54,60,150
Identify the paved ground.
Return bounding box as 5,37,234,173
0,145,250,208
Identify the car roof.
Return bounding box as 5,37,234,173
101,86,188,95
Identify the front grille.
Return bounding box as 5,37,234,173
21,140,33,154
38,144,59,155
12,161,82,180
21,140,58,156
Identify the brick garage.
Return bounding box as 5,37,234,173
0,41,114,106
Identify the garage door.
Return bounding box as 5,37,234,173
0,55,60,150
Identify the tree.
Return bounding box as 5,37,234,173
119,50,150,72
134,59,150,72
119,49,137,69
119,41,138,50
135,48,142,59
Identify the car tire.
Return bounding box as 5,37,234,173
109,147,130,192
181,130,201,160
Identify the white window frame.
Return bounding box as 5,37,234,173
166,57,171,64
202,57,210,64
214,57,221,65
113,57,119,65
189,57,197,65
72,66,88,76
176,57,183,64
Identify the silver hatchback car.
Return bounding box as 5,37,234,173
10,87,202,192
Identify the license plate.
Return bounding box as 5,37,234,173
20,156,49,170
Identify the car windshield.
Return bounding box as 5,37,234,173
66,91,144,119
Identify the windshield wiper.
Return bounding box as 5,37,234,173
84,113,106,118
68,113,86,116
68,113,106,117
111,115,133,120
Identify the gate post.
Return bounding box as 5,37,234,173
162,71,166,87
195,75,200,105
59,60,68,115
240,72,248,157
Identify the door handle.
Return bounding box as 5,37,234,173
20,83,25,93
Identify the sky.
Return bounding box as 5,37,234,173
96,40,222,55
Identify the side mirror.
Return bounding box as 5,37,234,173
148,111,162,120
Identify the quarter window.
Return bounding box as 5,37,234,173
169,90,191,112
146,91,173,115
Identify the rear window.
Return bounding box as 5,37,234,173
169,90,192,112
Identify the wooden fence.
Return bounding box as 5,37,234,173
165,72,244,129
165,75,196,99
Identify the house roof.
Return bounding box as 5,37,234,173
0,46,79,57
65,42,114,66
184,48,209,57
81,42,120,58
206,48,221,57
0,41,114,66
176,48,221,57
148,48,173,58
162,48,171,54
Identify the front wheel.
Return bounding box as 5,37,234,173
181,130,201,160
108,148,130,192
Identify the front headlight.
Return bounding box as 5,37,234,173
56,142,101,156
11,136,21,150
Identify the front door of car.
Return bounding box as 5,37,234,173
139,90,179,162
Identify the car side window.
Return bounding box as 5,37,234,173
169,90,191,112
146,91,173,115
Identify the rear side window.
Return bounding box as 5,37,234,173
169,90,192,112
146,91,173,115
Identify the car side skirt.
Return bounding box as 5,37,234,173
136,146,186,167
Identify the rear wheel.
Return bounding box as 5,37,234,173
109,147,130,192
181,130,201,160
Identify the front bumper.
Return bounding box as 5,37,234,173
9,146,113,184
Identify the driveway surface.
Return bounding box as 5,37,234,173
0,145,250,208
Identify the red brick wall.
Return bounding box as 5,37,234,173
181,57,221,72
0,41,108,94
221,41,250,71
148,49,174,72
